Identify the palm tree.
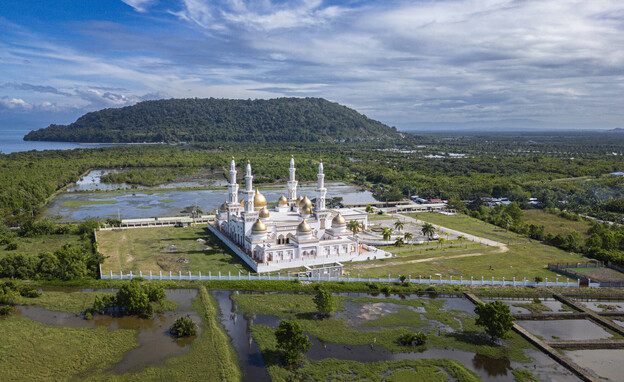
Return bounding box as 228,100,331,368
437,237,446,248
421,223,435,240
394,237,405,254
458,234,465,245
365,205,374,214
382,227,393,244
403,232,413,246
394,220,405,232
348,220,360,240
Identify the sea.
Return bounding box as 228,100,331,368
0,126,114,154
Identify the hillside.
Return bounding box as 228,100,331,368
23,97,398,143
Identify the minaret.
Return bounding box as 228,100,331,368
228,157,239,205
316,160,326,211
244,160,255,212
287,155,298,205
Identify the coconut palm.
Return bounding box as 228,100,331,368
437,237,446,248
348,220,360,240
403,232,413,246
382,227,393,244
394,220,405,232
421,223,435,240
458,234,465,245
365,205,374,214
394,237,405,254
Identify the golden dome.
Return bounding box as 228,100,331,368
299,195,312,208
259,207,270,218
301,205,313,215
278,195,288,206
251,220,267,233
240,198,245,207
297,220,312,234
332,213,346,227
296,195,303,203
219,201,228,211
254,189,267,208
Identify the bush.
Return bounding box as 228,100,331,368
169,316,198,337
84,311,93,320
5,242,17,250
144,284,166,302
116,279,153,317
275,320,311,365
0,305,13,315
399,331,427,346
18,285,41,298
313,288,335,317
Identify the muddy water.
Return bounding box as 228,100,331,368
564,349,624,381
484,298,574,315
515,319,614,341
11,289,200,373
211,290,579,382
576,300,624,313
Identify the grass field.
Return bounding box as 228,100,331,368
522,209,591,238
407,213,524,243
348,212,588,280
0,234,85,257
98,226,252,274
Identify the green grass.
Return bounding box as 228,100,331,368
0,234,85,257
136,206,152,209
251,325,481,382
369,214,397,221
60,200,118,207
523,209,591,238
512,301,552,314
23,291,115,314
98,226,252,274
0,317,137,381
158,199,175,203
408,213,525,243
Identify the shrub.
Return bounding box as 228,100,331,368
399,331,427,346
5,242,17,250
116,279,153,317
275,320,311,365
84,311,93,320
144,284,166,302
313,288,335,317
170,316,198,337
0,305,13,315
18,286,41,298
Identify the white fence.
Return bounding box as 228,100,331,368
99,267,598,287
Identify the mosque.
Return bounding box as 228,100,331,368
208,156,386,273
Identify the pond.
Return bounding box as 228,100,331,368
564,349,624,381
9,289,200,374
67,169,230,191
43,182,377,222
211,290,579,382
483,297,574,315
515,319,614,341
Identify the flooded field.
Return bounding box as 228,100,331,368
212,290,580,382
515,319,614,341
564,349,624,381
484,297,574,315
44,181,376,222
67,169,229,191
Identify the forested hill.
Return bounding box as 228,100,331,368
24,98,399,143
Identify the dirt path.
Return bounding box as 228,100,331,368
349,250,497,270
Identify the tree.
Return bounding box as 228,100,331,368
382,227,393,244
394,237,405,254
403,232,413,247
365,205,374,214
394,220,405,232
474,301,514,341
116,279,153,317
348,220,360,240
457,234,465,245
313,288,335,317
275,320,311,365
421,223,435,240
437,237,446,248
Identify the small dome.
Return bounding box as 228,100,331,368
332,213,346,227
296,195,303,203
299,195,312,208
301,205,313,215
278,195,288,206
254,189,267,208
259,207,270,218
251,220,267,233
297,220,312,234
219,201,228,211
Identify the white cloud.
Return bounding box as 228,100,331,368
120,0,155,13
0,96,32,110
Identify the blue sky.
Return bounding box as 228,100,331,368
1,0,623,131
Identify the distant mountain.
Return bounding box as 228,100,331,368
608,128,624,133
24,97,399,143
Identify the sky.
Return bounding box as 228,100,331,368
1,0,623,131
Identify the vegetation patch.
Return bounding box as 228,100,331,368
60,200,118,207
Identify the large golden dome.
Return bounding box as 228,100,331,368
332,213,346,227
301,205,313,215
254,189,267,208
278,195,288,206
296,195,303,203
299,195,312,208
297,220,312,234
251,220,267,233
259,207,270,218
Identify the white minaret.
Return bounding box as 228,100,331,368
228,157,239,205
244,160,255,212
316,160,326,210
287,155,298,204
